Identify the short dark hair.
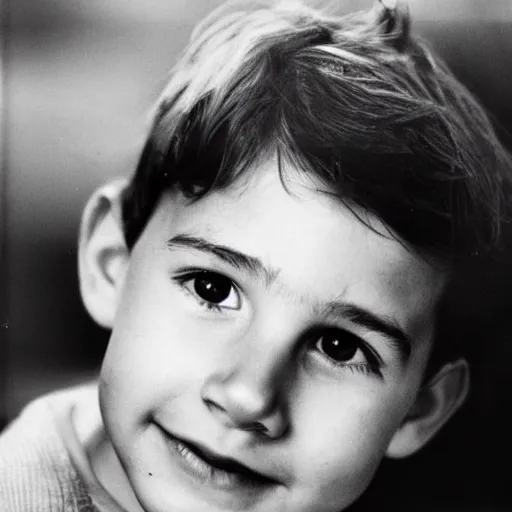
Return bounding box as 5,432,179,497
121,0,512,370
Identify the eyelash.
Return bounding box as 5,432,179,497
174,269,241,313
173,269,383,377
319,346,383,378
310,329,383,378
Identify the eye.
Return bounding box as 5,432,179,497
314,329,382,376
177,270,241,311
316,330,358,362
194,272,236,306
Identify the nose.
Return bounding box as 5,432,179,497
200,337,292,440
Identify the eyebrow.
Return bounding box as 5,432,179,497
167,234,280,285
168,233,413,363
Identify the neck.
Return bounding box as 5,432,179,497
87,426,145,512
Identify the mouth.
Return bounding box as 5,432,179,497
159,427,277,489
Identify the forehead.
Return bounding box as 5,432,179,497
141,158,447,346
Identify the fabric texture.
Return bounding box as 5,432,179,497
0,384,125,512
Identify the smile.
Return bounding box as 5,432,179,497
160,428,277,490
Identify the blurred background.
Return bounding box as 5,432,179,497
1,0,511,509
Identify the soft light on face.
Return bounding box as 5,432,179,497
96,159,446,512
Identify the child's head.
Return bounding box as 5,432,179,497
78,1,511,511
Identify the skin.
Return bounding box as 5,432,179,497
87,159,447,512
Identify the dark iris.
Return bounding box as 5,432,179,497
319,330,359,362
194,272,232,304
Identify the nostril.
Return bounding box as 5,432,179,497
203,397,226,414
203,394,267,430
201,367,290,439
239,421,267,434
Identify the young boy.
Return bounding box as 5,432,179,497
1,0,510,511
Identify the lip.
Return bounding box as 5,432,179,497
156,424,278,489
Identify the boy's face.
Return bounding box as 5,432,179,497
96,159,446,512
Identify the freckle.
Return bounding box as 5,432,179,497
149,472,153,476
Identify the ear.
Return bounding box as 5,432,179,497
386,358,470,458
78,179,130,329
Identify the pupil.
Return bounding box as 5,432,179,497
194,273,231,304
321,332,357,362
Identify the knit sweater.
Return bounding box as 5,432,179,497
0,384,126,512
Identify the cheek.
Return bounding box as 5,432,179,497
100,251,243,421
100,268,203,415
290,382,406,506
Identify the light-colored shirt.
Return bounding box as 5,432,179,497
0,384,126,512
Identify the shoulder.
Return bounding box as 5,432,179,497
0,382,99,456
0,383,99,512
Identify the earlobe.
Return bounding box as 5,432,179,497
385,358,470,458
78,179,130,329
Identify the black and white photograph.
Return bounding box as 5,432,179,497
0,1,511,511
